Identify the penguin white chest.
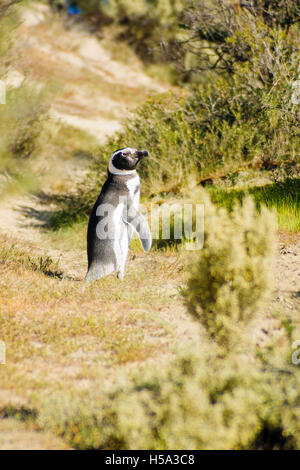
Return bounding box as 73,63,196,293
126,175,140,209
112,201,129,277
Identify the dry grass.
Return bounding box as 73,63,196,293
0,235,195,403
0,418,69,450
0,225,299,448
0,230,197,448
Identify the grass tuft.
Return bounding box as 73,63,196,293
0,239,63,278
208,178,300,233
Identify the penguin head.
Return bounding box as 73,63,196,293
109,147,148,174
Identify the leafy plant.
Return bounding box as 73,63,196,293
0,2,50,187
183,195,276,349
39,346,300,450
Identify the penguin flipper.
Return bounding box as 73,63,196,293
123,209,152,252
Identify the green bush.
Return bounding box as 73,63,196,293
0,2,19,71
168,0,300,81
48,0,299,230
0,3,50,188
183,195,276,349
0,85,49,165
39,346,300,450
55,50,299,224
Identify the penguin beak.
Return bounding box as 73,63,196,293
137,150,148,159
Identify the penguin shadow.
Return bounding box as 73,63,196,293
18,191,84,230
15,198,86,283
15,190,79,235
19,203,57,230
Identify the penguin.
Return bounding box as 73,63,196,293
85,147,152,281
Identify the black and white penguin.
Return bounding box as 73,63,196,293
85,147,152,281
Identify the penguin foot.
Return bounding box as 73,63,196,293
85,262,115,281
85,271,99,282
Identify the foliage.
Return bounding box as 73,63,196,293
0,85,49,164
1,0,299,452
43,0,299,240
50,0,299,221
183,195,276,349
168,0,300,80
53,53,299,228
208,178,300,233
46,92,201,230
49,1,300,81
0,2,50,184
0,1,18,76
39,346,300,450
